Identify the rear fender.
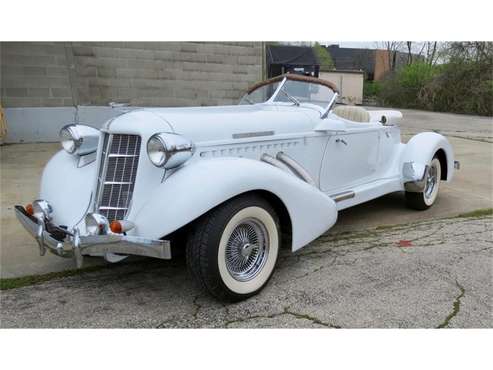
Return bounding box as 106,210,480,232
401,132,455,183
131,157,338,251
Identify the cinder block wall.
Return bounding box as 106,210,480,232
1,43,74,107
1,42,264,108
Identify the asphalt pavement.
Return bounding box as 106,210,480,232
1,214,491,328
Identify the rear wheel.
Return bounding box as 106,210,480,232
186,194,280,302
406,157,441,210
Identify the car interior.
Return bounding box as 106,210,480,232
333,106,371,123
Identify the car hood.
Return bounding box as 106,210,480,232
142,104,317,143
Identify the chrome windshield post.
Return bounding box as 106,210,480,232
321,92,339,119
266,77,287,103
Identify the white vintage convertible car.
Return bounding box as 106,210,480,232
16,74,459,301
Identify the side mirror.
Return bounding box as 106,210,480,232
314,119,346,133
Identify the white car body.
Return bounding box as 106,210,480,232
15,74,457,299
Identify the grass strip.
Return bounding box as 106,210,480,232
0,265,109,290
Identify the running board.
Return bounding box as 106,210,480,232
330,191,355,202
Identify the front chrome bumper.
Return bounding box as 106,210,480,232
14,205,171,268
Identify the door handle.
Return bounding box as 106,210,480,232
335,138,348,145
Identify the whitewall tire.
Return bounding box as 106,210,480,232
406,157,442,210
186,194,280,301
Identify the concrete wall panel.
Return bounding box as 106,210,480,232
1,42,263,143
3,106,125,143
1,42,263,109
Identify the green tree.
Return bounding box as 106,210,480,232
313,42,334,70
375,42,493,116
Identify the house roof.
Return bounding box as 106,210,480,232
324,45,375,73
266,45,319,66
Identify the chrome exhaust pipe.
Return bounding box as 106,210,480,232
276,152,316,187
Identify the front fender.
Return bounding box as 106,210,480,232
132,157,338,251
39,150,96,227
401,132,455,182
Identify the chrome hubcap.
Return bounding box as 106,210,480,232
241,243,255,258
225,218,269,282
424,164,438,199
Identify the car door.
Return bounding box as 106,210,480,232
319,122,380,192
375,125,401,178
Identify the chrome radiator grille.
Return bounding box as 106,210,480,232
95,133,142,221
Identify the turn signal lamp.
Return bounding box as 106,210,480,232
110,220,123,234
110,220,135,234
25,204,34,216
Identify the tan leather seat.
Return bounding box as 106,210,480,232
333,106,371,123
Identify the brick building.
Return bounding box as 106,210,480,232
325,44,410,81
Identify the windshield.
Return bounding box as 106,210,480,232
274,80,335,108
240,76,336,108
239,81,280,105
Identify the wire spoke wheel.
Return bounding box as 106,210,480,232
405,156,442,210
225,218,269,282
186,195,280,301
424,164,438,200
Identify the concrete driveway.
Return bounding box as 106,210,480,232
1,214,491,328
1,108,491,278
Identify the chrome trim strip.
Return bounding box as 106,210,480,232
233,131,275,139
276,151,316,187
330,191,355,202
73,192,93,228
103,181,133,185
77,152,97,168
98,206,129,210
197,131,321,148
260,153,293,173
108,153,139,158
404,165,430,192
79,235,170,260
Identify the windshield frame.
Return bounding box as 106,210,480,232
243,74,339,114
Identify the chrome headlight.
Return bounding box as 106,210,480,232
59,124,100,156
147,133,195,169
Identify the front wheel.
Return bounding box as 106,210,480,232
186,194,280,302
405,157,442,210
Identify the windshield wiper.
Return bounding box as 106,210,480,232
279,88,300,106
